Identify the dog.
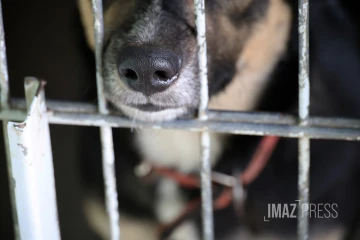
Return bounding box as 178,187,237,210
77,0,360,239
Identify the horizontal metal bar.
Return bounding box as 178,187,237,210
308,117,360,129
45,112,359,141
4,99,360,129
11,98,98,113
1,107,360,141
207,110,297,125
209,112,360,129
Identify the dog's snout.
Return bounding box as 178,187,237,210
117,46,181,95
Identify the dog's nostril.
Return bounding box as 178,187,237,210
154,71,171,81
122,69,138,81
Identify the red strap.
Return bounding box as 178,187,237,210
153,135,279,189
152,167,200,188
214,135,280,211
151,135,280,239
241,135,280,185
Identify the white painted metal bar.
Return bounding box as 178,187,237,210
3,100,360,129
298,0,310,239
2,107,360,140
91,1,120,240
47,112,360,140
0,2,20,238
7,79,60,240
0,0,8,109
194,0,213,239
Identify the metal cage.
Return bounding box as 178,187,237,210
1,0,359,240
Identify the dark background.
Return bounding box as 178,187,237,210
0,1,99,239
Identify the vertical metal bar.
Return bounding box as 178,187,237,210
0,2,20,239
194,0,213,240
7,79,61,240
195,0,209,120
298,0,310,240
0,0,8,109
91,1,120,240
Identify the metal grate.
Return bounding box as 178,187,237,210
0,0,360,240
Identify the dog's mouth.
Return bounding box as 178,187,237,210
118,103,191,122
129,103,169,112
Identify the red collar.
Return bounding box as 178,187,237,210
140,135,280,239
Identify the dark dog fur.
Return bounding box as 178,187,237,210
78,0,360,239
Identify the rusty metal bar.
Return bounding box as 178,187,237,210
298,0,310,239
91,1,120,240
194,0,213,239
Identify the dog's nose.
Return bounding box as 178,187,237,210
117,46,181,95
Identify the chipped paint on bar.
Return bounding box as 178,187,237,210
91,1,120,240
7,79,60,240
299,0,310,124
92,0,120,240
194,0,214,239
0,2,21,239
2,102,360,129
2,106,360,140
298,0,310,240
0,0,9,109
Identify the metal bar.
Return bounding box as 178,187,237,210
45,112,360,140
91,1,120,240
194,0,214,239
46,113,360,130
195,0,210,120
298,0,310,239
6,79,60,240
0,2,20,239
0,0,9,109
5,100,360,129
208,110,297,125
309,117,360,129
2,108,360,140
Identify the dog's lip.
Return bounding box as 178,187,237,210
119,103,197,119
125,103,196,116
129,103,170,112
